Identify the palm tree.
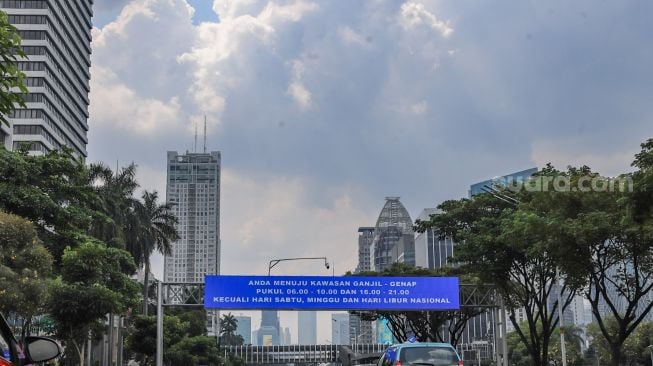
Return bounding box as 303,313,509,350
220,313,244,346
129,190,179,315
88,162,139,247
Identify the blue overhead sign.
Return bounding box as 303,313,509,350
204,275,460,310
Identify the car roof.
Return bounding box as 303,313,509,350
391,342,455,348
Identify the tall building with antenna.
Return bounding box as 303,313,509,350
164,149,221,283
164,127,221,333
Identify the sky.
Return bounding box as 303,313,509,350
88,0,653,344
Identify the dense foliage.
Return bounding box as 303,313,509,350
0,148,179,364
417,139,653,366
0,10,28,126
351,262,486,345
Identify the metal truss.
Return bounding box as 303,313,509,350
159,282,204,306
459,284,499,308
157,282,499,308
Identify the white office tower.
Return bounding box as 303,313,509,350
0,1,93,156
164,151,221,333
298,311,317,344
332,313,350,345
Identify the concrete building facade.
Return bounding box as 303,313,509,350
0,0,93,157
164,151,221,283
332,313,350,345
163,151,221,335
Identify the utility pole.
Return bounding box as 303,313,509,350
556,268,567,366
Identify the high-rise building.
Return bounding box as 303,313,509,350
332,313,350,345
163,151,221,335
469,167,538,197
0,1,93,157
164,151,221,283
258,310,280,346
372,197,415,271
356,227,374,273
251,329,259,346
298,311,316,344
235,315,252,345
414,208,456,269
350,227,375,345
283,327,292,345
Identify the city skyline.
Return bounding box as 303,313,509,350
0,1,651,365
84,0,653,347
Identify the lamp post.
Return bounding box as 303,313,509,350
268,257,331,276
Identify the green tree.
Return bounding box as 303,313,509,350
0,212,52,338
0,148,102,264
163,308,208,337
0,10,28,126
587,320,653,366
128,191,179,316
527,151,653,366
48,240,140,364
417,188,576,366
351,263,485,345
220,313,244,346
88,162,139,248
126,314,191,366
165,336,222,366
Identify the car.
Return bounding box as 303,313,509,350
377,342,463,366
0,312,61,366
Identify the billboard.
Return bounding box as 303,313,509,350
204,275,459,310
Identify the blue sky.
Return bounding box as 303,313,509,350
89,0,653,342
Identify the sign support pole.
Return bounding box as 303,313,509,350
156,281,163,366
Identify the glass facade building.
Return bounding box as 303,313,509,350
469,167,538,196
0,0,93,157
298,311,316,345
235,315,252,345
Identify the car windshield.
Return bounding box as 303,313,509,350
400,347,458,366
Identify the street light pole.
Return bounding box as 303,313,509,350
268,257,331,276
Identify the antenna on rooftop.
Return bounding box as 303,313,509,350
194,120,198,153
203,115,207,153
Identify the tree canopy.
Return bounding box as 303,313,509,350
0,10,28,126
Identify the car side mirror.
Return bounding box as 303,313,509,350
24,336,61,363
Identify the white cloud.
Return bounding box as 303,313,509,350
338,26,368,46
411,100,428,115
89,66,183,135
89,0,653,346
219,169,373,276
399,2,453,37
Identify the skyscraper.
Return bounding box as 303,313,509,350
468,167,538,196
331,313,350,345
163,151,221,335
258,310,280,346
372,197,415,271
414,208,455,269
235,315,252,345
298,311,316,344
0,1,93,157
355,227,374,273
350,227,375,345
282,327,291,345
